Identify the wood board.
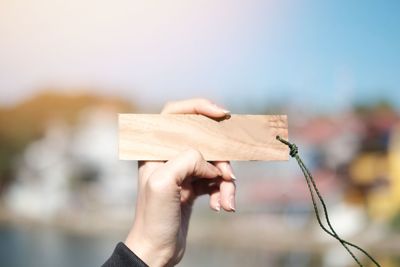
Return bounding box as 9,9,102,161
119,114,289,161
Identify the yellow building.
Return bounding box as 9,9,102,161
386,123,400,218
349,123,400,221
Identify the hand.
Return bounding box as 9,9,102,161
125,98,237,267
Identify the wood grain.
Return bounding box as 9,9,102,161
119,114,289,161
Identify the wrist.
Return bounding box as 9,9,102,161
125,232,174,267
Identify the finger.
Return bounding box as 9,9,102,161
191,179,220,195
220,180,236,212
181,178,220,206
161,98,230,119
209,190,221,212
160,148,222,186
213,161,236,181
191,179,221,211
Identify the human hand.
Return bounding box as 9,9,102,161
124,98,236,267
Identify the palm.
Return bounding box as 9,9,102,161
138,161,197,265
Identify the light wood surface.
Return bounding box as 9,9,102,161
119,114,289,161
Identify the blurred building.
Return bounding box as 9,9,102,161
0,92,399,267
347,106,400,222
1,92,138,230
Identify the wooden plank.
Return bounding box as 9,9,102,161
119,114,289,161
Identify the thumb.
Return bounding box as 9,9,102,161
162,149,222,186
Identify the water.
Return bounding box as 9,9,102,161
0,224,117,267
0,224,396,267
0,223,319,267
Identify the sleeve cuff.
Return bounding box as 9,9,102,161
102,242,149,267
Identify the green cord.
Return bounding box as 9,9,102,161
276,136,381,267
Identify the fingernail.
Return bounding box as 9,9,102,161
214,203,220,212
226,164,236,180
229,195,236,212
222,109,230,115
212,104,230,115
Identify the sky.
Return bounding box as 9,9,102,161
0,0,399,112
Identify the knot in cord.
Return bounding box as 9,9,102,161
276,136,298,157
289,143,298,157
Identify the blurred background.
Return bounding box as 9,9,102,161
0,1,399,266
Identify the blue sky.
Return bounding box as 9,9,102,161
0,1,399,112
211,1,400,112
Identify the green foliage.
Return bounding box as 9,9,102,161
390,211,400,232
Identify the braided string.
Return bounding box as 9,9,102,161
276,136,381,267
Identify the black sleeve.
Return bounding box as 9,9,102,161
102,242,149,267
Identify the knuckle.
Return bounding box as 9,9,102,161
146,178,160,192
177,149,203,174
146,175,171,193
183,148,203,162
194,97,212,105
